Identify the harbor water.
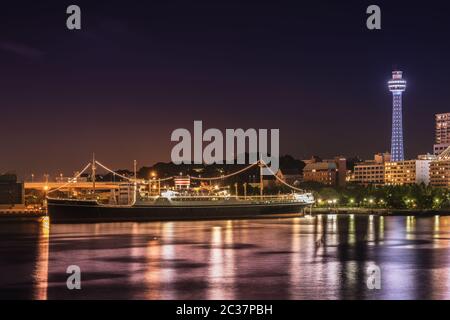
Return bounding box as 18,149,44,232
1,214,450,299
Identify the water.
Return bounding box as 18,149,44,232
1,214,450,300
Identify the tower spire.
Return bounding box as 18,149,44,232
388,70,407,161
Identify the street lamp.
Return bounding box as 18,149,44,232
434,198,441,208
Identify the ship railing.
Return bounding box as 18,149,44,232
152,194,303,203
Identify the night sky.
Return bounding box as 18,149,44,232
1,1,450,179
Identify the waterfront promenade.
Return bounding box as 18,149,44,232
0,208,45,221
313,207,446,216
0,206,447,223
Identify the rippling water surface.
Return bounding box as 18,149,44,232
1,214,450,299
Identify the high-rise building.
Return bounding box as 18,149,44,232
434,113,450,155
430,146,450,187
388,70,407,161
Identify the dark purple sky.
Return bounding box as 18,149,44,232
1,0,450,179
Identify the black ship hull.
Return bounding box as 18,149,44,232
47,198,311,223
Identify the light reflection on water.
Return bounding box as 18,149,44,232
1,215,450,299
33,217,49,300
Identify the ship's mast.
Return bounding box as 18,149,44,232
133,159,137,203
92,153,96,195
259,157,263,197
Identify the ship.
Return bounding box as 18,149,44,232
46,158,315,223
47,191,314,223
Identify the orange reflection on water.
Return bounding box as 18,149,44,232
289,218,301,299
145,234,162,299
32,217,49,300
13,214,450,300
208,226,225,299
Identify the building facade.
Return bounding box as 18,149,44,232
434,113,450,155
303,162,337,186
430,161,450,187
385,161,416,185
351,153,390,186
385,156,433,186
333,157,347,187
0,174,25,208
430,146,450,187
352,163,385,186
